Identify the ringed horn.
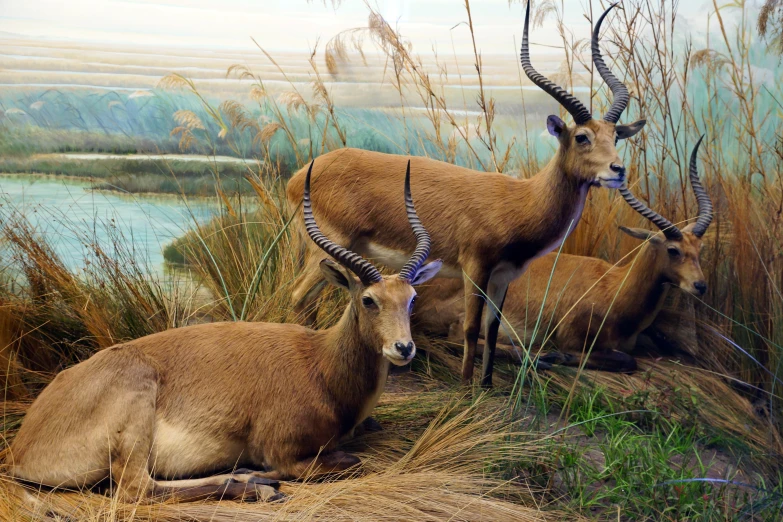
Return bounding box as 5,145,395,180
521,1,633,124
619,135,713,239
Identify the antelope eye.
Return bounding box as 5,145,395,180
667,247,681,257
361,296,377,309
575,134,590,145
409,296,418,313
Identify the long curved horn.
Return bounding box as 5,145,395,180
689,135,713,237
618,186,683,241
398,160,432,282
521,1,592,124
592,3,630,123
303,161,383,286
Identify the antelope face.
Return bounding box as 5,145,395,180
662,226,707,296
549,116,646,189
619,225,707,297
358,277,419,366
617,138,713,298
319,260,441,366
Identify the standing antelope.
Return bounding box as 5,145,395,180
413,138,713,372
286,3,646,386
8,161,441,503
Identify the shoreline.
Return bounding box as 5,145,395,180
0,172,226,201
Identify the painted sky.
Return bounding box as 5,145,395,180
0,0,719,54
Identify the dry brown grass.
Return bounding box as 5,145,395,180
0,391,580,522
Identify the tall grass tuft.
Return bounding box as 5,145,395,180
0,208,195,388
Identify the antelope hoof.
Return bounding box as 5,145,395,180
362,416,383,432
538,352,568,365
534,359,553,371
268,491,288,503
248,483,283,503
230,479,283,502
583,351,638,373
351,416,383,437
217,481,279,502
323,450,361,469
535,352,563,370
597,351,637,373
613,352,637,373
247,476,281,488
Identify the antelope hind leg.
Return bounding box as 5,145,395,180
110,406,282,502
103,362,283,503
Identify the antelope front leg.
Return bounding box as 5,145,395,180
153,472,284,503
481,280,509,388
461,266,490,382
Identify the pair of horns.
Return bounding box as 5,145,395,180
521,1,628,124
303,160,432,285
619,136,713,239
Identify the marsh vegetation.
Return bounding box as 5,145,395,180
1,0,782,519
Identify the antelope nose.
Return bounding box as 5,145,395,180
694,281,707,296
610,163,625,178
394,341,414,359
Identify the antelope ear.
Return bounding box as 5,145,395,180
616,119,646,140
409,260,443,286
546,115,567,138
619,226,663,244
680,223,697,235
320,259,358,291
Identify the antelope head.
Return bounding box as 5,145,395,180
522,2,646,188
618,136,714,296
304,160,442,365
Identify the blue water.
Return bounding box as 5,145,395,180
0,175,214,273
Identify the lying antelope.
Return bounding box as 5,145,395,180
413,138,713,372
286,3,645,386
8,161,441,503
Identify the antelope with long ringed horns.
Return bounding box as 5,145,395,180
413,138,714,372
286,2,645,386
7,161,441,503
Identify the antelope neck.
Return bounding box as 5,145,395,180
317,303,386,430
508,159,590,252
612,244,671,331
